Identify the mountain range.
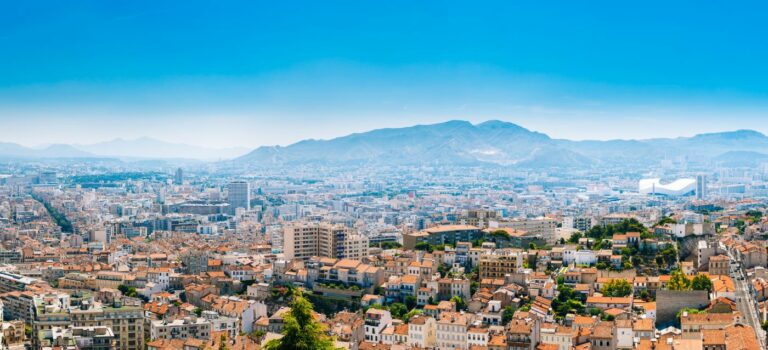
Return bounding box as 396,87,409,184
235,120,768,168
3,120,768,167
0,138,248,161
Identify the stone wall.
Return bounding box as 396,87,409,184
656,290,710,327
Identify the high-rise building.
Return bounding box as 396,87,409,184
283,222,369,260
696,174,707,200
174,168,183,185
227,181,250,214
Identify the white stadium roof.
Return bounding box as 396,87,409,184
638,178,697,196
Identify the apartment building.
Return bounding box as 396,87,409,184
402,225,481,250
308,257,385,289
539,324,577,350
0,291,35,322
709,254,730,276
456,209,498,228
38,326,116,350
150,317,212,340
283,222,369,260
0,272,38,293
479,249,525,280
204,295,265,333
69,301,145,350
436,278,471,300
364,309,392,343
495,218,557,245
436,311,472,350
680,312,738,339
407,314,436,348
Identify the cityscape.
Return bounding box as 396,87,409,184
3,2,768,350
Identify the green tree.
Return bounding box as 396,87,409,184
219,334,229,350
117,284,138,298
404,309,423,322
667,270,691,291
656,216,676,226
265,293,339,350
746,210,763,222
404,295,417,310
659,246,678,268
450,296,467,311
602,279,633,297
676,307,703,319
388,303,408,319
502,305,516,324
551,284,586,318
414,242,433,252
691,275,713,292
567,232,583,244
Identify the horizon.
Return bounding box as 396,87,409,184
3,2,768,148
7,119,768,150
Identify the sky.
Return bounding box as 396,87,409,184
1,1,768,148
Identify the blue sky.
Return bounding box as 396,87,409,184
1,1,767,148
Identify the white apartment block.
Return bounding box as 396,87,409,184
364,309,392,343
150,317,212,340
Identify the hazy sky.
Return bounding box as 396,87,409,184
2,1,768,148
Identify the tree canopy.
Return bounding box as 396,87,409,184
583,219,649,241
667,270,691,291
602,279,633,297
691,274,713,292
265,293,339,350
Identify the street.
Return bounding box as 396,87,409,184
728,251,767,349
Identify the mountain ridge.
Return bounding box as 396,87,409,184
1,120,767,166
235,120,768,167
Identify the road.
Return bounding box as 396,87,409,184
727,250,766,349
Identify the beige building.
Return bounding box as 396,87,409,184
709,254,729,276
539,324,576,350
407,314,436,348
496,218,557,244
283,222,369,260
680,312,739,339
70,302,145,350
478,249,524,280
436,312,472,350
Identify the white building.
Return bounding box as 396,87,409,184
201,310,240,340
467,327,489,347
364,309,392,343
638,178,696,197
150,317,211,340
